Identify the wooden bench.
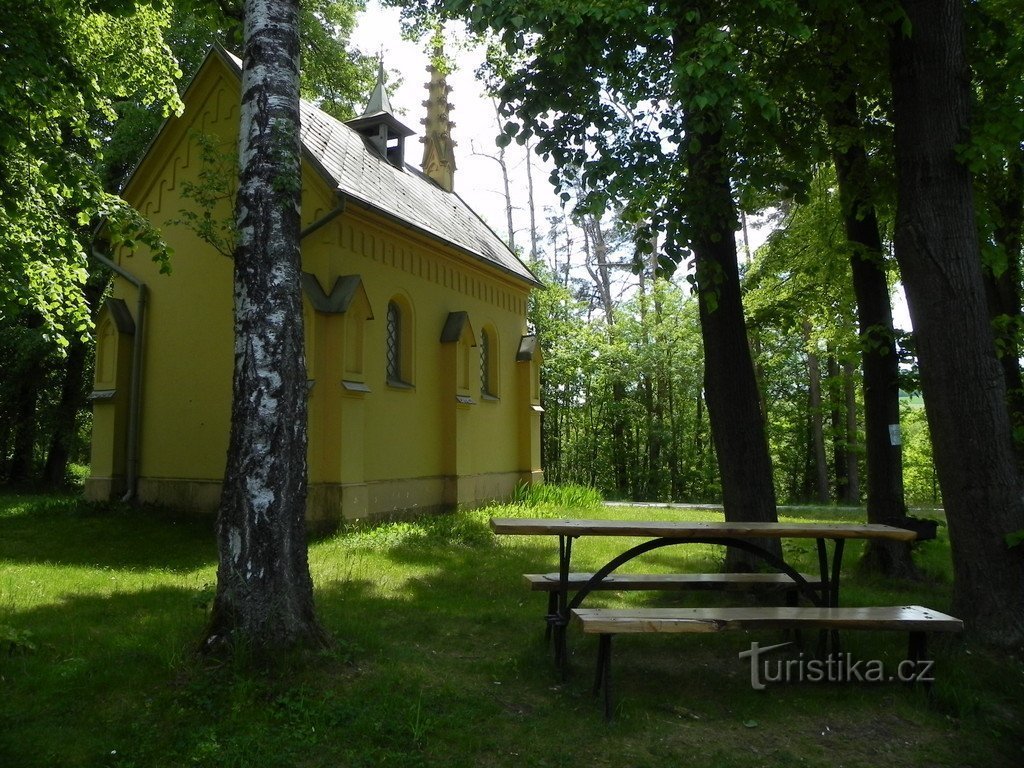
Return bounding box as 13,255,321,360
526,572,825,639
572,605,964,719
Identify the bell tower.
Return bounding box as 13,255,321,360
345,59,415,169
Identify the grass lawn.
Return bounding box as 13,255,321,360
1,492,1022,767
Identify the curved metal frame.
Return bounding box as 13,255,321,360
551,533,847,672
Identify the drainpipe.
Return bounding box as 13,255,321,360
91,246,146,503
85,197,341,502
300,196,345,241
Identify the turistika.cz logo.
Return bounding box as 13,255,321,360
738,641,935,690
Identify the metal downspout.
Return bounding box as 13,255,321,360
300,197,345,241
85,195,341,502
92,247,146,503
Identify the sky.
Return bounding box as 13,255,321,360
351,2,555,256
349,4,912,329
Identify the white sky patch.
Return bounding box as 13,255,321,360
352,3,563,251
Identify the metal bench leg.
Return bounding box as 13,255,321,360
784,588,803,648
908,631,926,662
593,634,609,696
906,631,934,694
545,592,557,645
594,634,614,722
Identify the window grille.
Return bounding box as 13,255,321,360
386,301,401,382
480,328,491,395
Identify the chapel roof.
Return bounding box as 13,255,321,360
216,48,537,286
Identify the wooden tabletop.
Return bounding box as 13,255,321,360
489,517,917,541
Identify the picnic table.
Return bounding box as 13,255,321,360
490,517,920,670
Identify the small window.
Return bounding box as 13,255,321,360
386,296,414,387
480,326,499,398
386,300,401,383
480,328,492,396
480,329,489,393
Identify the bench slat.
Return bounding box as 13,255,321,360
524,572,822,591
572,605,964,634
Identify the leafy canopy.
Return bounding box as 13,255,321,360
0,0,181,342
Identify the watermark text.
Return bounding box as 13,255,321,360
738,641,934,690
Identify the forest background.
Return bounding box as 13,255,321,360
0,0,952,511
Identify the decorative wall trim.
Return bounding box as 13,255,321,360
301,272,373,317
341,218,528,315
517,334,539,362
104,298,136,335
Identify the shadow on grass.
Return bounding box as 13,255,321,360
0,495,218,572
2,504,1022,768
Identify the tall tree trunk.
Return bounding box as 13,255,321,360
891,0,1024,646
8,313,44,485
650,288,668,500
524,138,540,260
494,100,516,252
41,338,88,487
8,374,40,485
843,360,861,503
205,0,325,654
814,13,915,574
581,216,630,497
43,273,107,487
685,122,781,565
827,354,849,501
805,322,830,504
830,133,915,576
670,17,779,547
983,151,1024,464
667,355,682,500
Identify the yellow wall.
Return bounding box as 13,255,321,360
86,52,542,520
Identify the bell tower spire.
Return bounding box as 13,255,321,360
345,57,415,169
420,46,457,193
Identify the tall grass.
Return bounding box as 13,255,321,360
510,481,603,509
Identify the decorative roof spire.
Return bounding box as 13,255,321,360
361,58,394,118
420,45,457,193
345,56,415,169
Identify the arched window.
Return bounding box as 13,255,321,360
480,325,499,398
480,328,492,396
386,295,414,387
386,300,402,383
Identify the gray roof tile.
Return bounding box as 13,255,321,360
298,101,536,285
217,49,535,285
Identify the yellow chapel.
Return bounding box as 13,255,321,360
85,46,543,524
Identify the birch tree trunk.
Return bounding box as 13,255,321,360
524,138,540,260
891,0,1024,646
204,0,325,654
